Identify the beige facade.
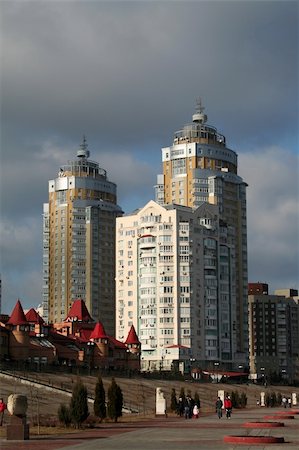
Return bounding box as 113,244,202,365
43,139,122,334
155,101,248,360
116,200,237,372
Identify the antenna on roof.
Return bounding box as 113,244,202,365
195,97,205,114
77,135,90,159
193,97,207,124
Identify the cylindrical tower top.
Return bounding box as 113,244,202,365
77,135,90,159
192,98,207,124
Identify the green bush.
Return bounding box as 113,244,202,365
107,378,123,423
70,380,89,428
58,404,72,428
170,388,178,412
94,375,106,422
194,392,201,408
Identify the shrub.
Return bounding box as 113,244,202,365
239,392,247,408
107,378,123,423
70,380,89,428
179,387,185,404
194,392,201,408
58,404,72,428
94,375,106,422
170,388,178,412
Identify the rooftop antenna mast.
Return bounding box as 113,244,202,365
193,97,207,124
77,135,90,159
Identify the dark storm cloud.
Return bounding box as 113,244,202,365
2,1,297,148
0,0,298,311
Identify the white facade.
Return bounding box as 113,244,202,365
115,200,236,371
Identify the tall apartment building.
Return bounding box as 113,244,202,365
155,101,248,359
43,139,122,334
248,289,299,383
115,200,237,372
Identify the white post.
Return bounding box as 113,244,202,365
292,393,297,406
218,389,225,409
156,387,166,416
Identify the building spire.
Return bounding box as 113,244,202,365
193,97,207,124
77,135,90,159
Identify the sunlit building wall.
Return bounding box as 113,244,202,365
42,139,122,334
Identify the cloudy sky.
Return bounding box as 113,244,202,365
0,0,298,314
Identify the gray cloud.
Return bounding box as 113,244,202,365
0,0,298,312
239,147,299,292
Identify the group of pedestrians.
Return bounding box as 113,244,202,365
282,396,292,408
215,394,232,419
177,395,201,419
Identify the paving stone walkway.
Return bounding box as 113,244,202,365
1,407,299,450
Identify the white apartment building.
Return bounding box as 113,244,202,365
116,200,236,372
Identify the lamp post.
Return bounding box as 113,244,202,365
87,341,95,375
260,367,267,386
281,369,287,384
214,362,220,383
190,357,195,377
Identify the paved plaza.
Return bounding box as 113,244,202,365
1,407,299,450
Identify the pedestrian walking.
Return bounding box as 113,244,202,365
215,396,223,419
224,395,232,419
193,404,199,418
0,398,7,426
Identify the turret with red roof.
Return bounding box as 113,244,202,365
6,299,30,360
125,325,141,354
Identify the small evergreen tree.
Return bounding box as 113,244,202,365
240,392,247,408
58,404,72,428
230,391,240,408
194,392,200,408
94,375,106,422
270,391,277,407
170,388,178,412
179,387,185,405
70,380,89,428
107,378,123,423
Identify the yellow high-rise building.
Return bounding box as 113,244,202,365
43,138,122,334
155,100,248,359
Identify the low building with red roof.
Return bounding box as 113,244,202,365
2,299,141,372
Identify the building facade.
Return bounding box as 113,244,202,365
248,289,299,383
115,200,237,372
155,101,248,361
42,139,122,334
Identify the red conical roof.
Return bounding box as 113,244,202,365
65,299,93,322
90,321,108,340
25,308,45,324
7,299,28,326
125,325,140,345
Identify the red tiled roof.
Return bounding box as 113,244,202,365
7,300,28,326
75,328,93,342
26,308,45,324
90,321,108,340
65,299,93,322
125,325,140,345
109,336,127,349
